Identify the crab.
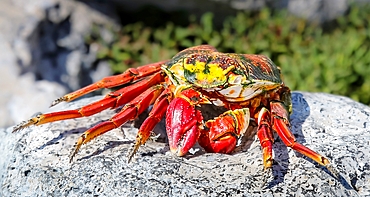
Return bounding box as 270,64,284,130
13,45,330,169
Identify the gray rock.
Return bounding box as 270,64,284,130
1,92,369,196
7,73,67,125
0,63,67,128
0,0,119,128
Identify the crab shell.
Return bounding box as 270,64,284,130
164,45,284,102
13,45,330,170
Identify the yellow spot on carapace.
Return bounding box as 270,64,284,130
184,60,230,87
197,63,225,82
184,60,206,72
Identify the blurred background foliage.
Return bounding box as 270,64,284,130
85,4,370,105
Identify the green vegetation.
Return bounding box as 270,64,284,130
87,5,370,105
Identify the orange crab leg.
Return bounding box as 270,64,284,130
12,73,164,133
127,89,173,162
51,60,167,106
270,101,330,166
70,85,165,162
256,107,274,169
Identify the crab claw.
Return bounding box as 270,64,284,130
166,97,203,156
198,108,250,154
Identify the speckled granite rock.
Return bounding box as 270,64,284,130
1,92,369,196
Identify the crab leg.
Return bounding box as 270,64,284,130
256,107,274,169
12,73,164,133
70,85,164,162
51,60,167,107
127,89,173,162
270,101,330,166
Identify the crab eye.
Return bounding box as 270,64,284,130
228,75,243,84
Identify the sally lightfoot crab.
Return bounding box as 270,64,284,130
13,45,330,169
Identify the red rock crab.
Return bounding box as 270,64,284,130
13,45,330,169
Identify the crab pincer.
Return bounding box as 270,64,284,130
166,97,203,156
198,108,250,154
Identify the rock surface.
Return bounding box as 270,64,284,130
0,0,118,128
1,92,369,196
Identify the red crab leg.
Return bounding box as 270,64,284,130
256,107,274,169
198,108,250,154
51,60,167,107
127,88,173,162
12,73,164,133
69,85,164,162
270,101,330,166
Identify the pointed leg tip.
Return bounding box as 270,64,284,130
263,166,273,176
69,137,84,163
50,97,66,107
69,148,80,164
12,124,23,133
127,148,136,163
127,154,133,164
12,119,37,133
127,142,141,164
325,163,340,179
12,122,26,133
69,149,77,163
69,156,74,163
